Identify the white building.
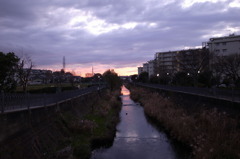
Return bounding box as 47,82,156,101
207,34,240,56
148,60,155,77
143,63,149,73
138,60,155,77
28,69,52,85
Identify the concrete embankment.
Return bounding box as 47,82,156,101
0,89,122,159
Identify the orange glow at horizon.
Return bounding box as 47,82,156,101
37,64,139,77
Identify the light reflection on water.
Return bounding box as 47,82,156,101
121,86,130,95
91,86,179,159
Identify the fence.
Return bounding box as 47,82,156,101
0,85,106,113
136,83,240,103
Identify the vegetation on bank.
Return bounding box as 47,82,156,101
59,69,123,159
57,89,122,159
129,85,240,159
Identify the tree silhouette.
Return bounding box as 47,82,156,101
17,54,34,92
103,69,122,91
0,52,20,92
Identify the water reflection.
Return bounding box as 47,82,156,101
91,86,179,159
121,86,130,95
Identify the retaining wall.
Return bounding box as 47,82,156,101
0,91,101,159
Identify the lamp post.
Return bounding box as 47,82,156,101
97,75,101,88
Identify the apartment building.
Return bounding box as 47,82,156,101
138,60,155,77
207,34,240,55
138,67,143,75
147,60,155,77
175,48,210,74
154,48,209,76
155,51,177,76
143,63,149,73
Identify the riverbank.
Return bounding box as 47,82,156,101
0,89,122,159
57,89,122,159
128,85,240,159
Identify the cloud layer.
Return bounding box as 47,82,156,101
0,0,240,75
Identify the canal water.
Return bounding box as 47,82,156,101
91,86,183,159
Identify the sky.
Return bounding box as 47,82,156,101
0,0,240,76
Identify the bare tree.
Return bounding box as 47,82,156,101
17,54,34,92
174,48,210,86
213,53,240,87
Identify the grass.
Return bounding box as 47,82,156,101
58,89,122,159
128,85,240,159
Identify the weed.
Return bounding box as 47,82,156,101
129,86,240,159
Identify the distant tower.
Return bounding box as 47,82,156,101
63,56,66,71
92,66,94,76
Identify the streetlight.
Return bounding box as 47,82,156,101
97,75,101,88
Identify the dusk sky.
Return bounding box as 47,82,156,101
0,0,240,76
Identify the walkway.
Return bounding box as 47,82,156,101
0,85,105,114
136,83,240,104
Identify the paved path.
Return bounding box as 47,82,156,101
0,85,105,114
136,83,240,104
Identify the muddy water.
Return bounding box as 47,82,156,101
91,86,184,159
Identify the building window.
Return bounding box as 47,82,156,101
215,49,220,53
222,42,226,45
215,43,219,46
222,49,227,53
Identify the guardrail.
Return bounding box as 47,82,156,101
0,85,106,113
135,83,240,103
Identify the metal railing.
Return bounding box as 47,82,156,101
136,83,240,103
0,85,106,113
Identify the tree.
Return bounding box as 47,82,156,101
0,52,20,92
174,48,210,87
130,74,138,82
17,54,34,92
158,73,171,85
212,53,240,87
197,71,213,87
172,71,194,86
93,73,103,82
138,72,149,83
149,75,159,83
103,69,122,91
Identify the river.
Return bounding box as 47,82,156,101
91,86,186,159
